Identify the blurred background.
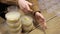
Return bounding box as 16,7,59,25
0,0,60,34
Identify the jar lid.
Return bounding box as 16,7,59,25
5,11,21,21
20,15,33,26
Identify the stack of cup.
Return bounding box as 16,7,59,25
5,11,22,34
20,15,34,33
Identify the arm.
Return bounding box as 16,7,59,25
27,0,40,11
0,0,18,5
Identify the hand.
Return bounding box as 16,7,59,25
35,12,47,30
18,0,32,13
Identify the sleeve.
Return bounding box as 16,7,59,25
27,0,40,12
0,0,18,5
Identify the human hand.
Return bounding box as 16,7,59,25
35,12,47,30
18,0,32,13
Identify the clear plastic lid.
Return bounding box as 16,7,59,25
5,11,21,21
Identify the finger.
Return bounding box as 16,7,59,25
25,1,33,11
36,12,45,19
26,4,33,11
26,1,32,6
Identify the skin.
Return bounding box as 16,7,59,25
18,0,33,13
